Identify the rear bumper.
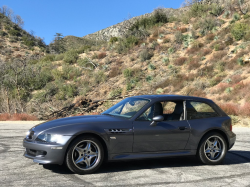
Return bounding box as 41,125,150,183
228,132,236,150
23,138,71,165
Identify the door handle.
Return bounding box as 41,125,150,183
179,126,187,130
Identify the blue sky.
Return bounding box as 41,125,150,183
1,0,184,44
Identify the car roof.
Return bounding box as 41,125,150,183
131,95,213,102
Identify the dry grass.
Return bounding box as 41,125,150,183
174,57,187,66
0,113,38,121
98,52,106,59
188,58,200,70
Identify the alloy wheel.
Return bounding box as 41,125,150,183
72,140,100,170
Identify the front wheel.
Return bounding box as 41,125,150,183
65,136,104,174
197,133,227,165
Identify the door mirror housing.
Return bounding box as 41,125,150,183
150,115,164,126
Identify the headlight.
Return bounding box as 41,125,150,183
35,133,63,144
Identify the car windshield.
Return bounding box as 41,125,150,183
102,98,150,119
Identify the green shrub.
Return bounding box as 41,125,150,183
168,47,175,54
109,37,118,43
231,22,249,41
199,17,218,36
210,3,224,17
243,14,250,19
225,87,232,94
33,91,47,103
123,68,132,78
139,49,153,62
93,70,107,84
56,83,78,100
175,31,183,44
51,69,63,80
55,53,65,61
63,49,79,64
41,54,55,62
232,13,240,21
129,8,168,31
109,88,122,98
9,29,20,36
126,82,133,91
223,10,230,19
237,57,245,65
146,76,153,82
189,3,211,17
0,30,7,36
22,36,35,47
148,63,156,70
62,65,82,80
162,57,169,65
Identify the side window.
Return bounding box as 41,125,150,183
162,101,184,121
186,101,219,120
137,101,184,121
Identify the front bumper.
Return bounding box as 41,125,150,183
23,137,71,165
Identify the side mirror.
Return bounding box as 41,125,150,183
150,115,164,126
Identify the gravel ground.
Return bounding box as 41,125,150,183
0,122,250,187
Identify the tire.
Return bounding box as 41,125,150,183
197,132,227,165
66,136,104,174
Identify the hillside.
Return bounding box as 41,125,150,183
0,1,250,126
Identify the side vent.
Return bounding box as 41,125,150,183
105,129,132,134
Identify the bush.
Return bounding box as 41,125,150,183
189,3,211,17
93,70,107,84
174,57,187,66
168,47,175,54
56,83,78,100
63,49,79,64
22,36,35,47
55,53,65,61
210,3,224,17
98,52,106,59
123,68,132,78
199,17,218,36
148,63,156,70
139,49,153,62
109,66,122,78
9,29,20,36
129,8,168,31
109,37,118,43
231,22,249,41
109,88,122,98
175,31,183,44
0,30,7,36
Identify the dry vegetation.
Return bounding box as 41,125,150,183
1,1,250,125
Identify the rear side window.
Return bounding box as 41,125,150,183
186,101,219,120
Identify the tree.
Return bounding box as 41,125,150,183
13,15,24,27
50,33,65,53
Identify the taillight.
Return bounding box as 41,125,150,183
230,123,232,131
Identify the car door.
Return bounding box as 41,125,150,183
133,100,190,152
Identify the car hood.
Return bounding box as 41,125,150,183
32,115,124,133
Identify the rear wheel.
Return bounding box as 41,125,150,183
66,136,104,174
197,132,227,165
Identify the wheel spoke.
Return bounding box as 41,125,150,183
75,157,84,164
210,152,215,159
85,157,91,168
213,138,218,147
75,147,84,154
207,140,213,147
205,148,211,153
85,142,91,152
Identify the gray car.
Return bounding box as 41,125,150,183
23,95,236,174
